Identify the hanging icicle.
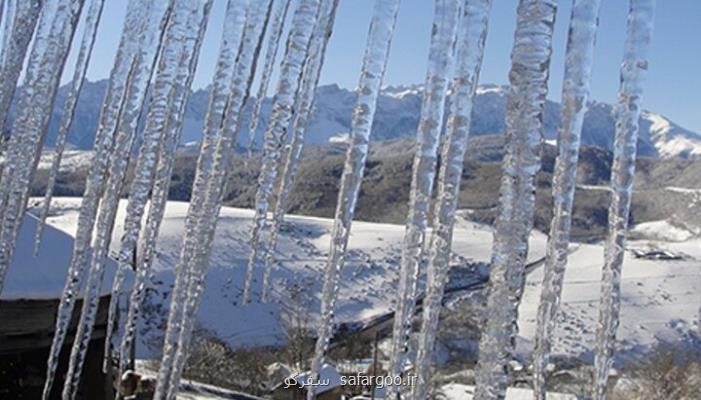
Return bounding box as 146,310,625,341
0,0,15,68
33,0,105,255
0,0,83,296
244,0,292,162
593,1,655,399
259,0,337,301
409,1,492,399
0,0,41,137
103,0,212,377
306,1,400,398
532,1,601,398
117,0,248,382
241,0,331,305
244,0,338,304
59,0,177,396
40,1,169,397
473,1,557,399
385,1,463,396
153,0,277,397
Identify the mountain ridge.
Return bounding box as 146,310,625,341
16,79,701,159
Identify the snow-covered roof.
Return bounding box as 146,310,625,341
1,213,119,300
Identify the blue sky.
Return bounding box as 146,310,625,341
77,0,701,132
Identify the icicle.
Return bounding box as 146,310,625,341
306,1,400,398
117,0,247,380
245,0,337,304
0,0,15,68
240,0,328,305
0,1,5,45
0,0,83,296
59,1,175,397
153,0,276,397
532,1,601,398
593,1,655,399
40,1,166,397
259,0,338,302
259,0,338,301
384,1,463,396
0,0,41,136
33,0,105,255
103,0,212,376
409,1,491,399
244,0,292,162
473,1,557,399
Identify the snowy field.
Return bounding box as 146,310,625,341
8,197,700,365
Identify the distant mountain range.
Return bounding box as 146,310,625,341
14,79,701,159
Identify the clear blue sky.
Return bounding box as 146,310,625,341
75,0,701,132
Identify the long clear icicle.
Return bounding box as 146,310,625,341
593,1,655,399
385,1,462,395
473,1,557,399
244,0,292,161
40,1,162,397
118,0,247,382
389,0,462,396
532,1,601,398
409,2,491,399
0,0,83,296
259,0,338,303
59,1,174,397
0,0,15,68
0,0,41,136
106,0,211,377
241,0,326,305
244,0,337,304
153,1,275,397
0,0,5,47
33,0,105,255
307,1,400,397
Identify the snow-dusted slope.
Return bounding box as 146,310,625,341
641,111,701,158
15,198,700,365
28,80,701,159
26,198,545,355
518,239,700,361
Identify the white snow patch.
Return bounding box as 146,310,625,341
328,132,350,144
36,149,93,172
438,383,576,399
631,220,694,242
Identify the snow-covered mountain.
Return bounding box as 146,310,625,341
22,80,701,159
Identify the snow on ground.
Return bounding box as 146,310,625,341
14,197,700,366
630,219,695,242
438,383,576,400
518,239,701,361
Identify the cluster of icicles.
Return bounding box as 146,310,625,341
0,0,661,399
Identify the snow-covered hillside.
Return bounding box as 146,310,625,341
27,80,701,159
17,198,701,366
